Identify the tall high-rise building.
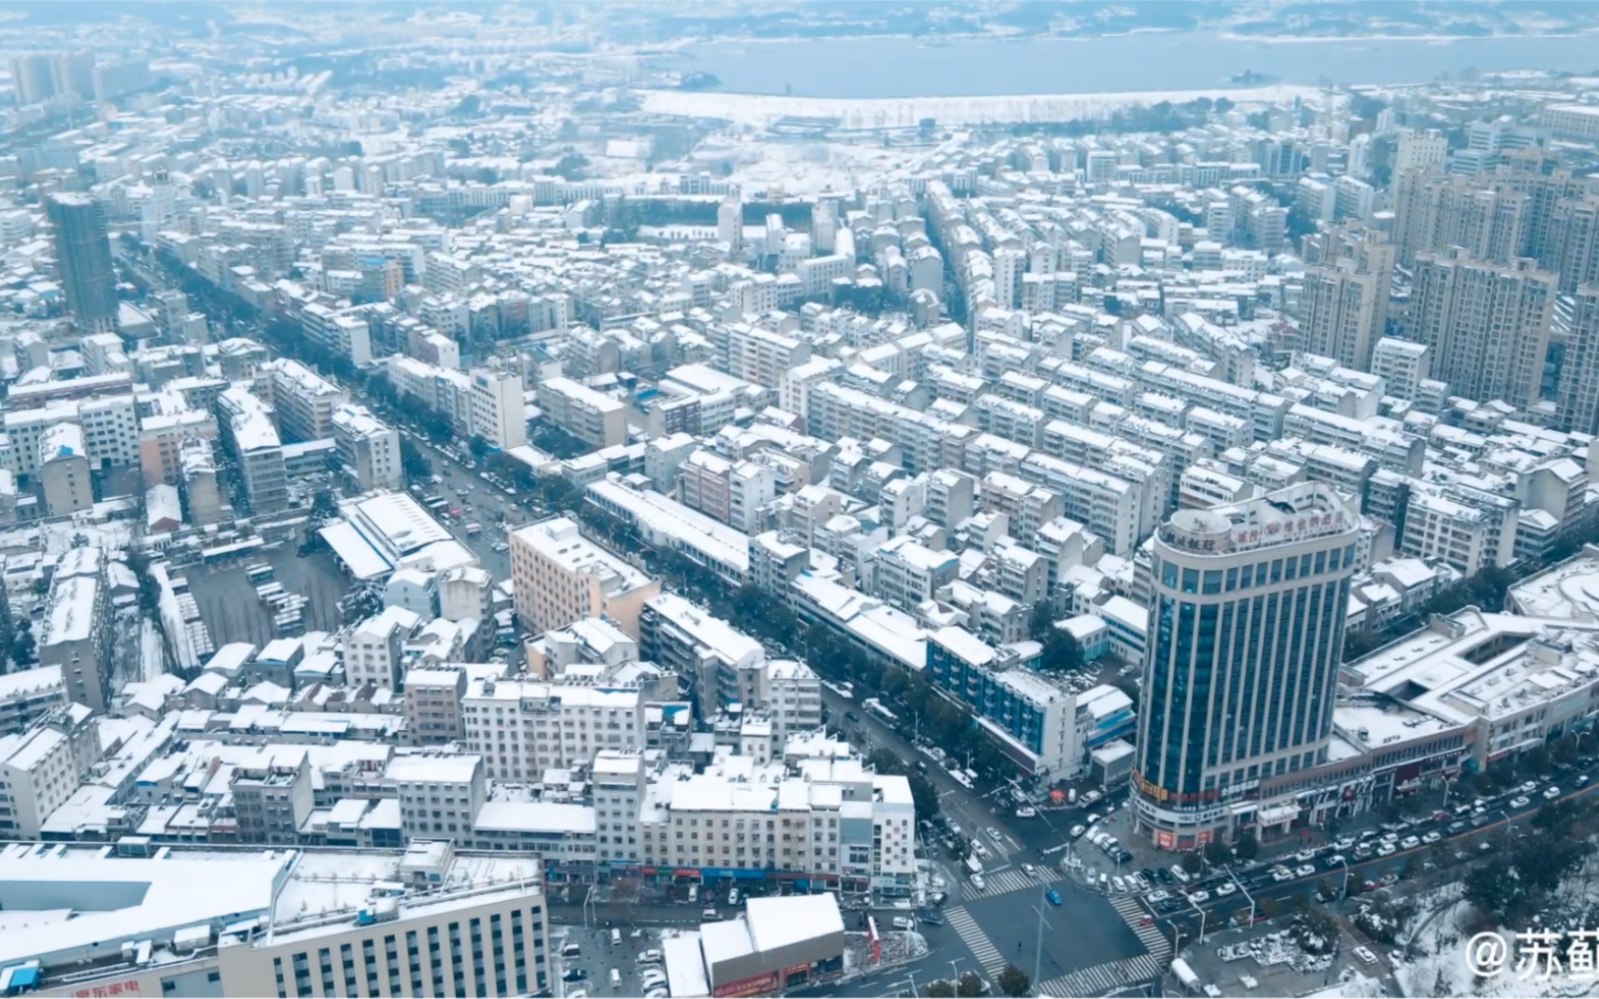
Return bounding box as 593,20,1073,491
1394,127,1448,174
46,193,117,334
1407,248,1556,408
1558,286,1599,436
9,54,56,105
1549,194,1599,293
1390,170,1528,267
1133,482,1359,849
1295,223,1394,370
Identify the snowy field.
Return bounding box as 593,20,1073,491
639,84,1325,129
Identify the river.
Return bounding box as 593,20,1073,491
678,31,1596,98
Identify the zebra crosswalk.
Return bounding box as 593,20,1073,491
944,905,1007,977
1110,895,1171,959
976,868,1040,895
1035,953,1168,997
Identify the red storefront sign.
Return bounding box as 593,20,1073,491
713,971,780,997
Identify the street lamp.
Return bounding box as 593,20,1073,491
1225,863,1255,926
1189,890,1209,943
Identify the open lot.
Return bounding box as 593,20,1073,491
184,546,349,646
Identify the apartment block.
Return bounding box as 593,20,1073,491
509,516,659,638
537,376,626,449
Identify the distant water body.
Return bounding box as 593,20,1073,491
681,32,1596,98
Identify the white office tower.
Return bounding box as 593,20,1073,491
1559,286,1599,435
812,198,837,254
718,190,743,254
1407,249,1556,409
1133,482,1359,849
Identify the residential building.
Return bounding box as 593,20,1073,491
1407,249,1556,408
0,845,549,999
509,516,660,639
537,376,627,449
462,675,647,779
468,368,528,450
332,404,403,491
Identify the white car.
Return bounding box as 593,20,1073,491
1293,849,1315,863
640,971,668,990
1422,831,1442,844
1188,889,1210,903
1021,863,1036,878
1510,795,1531,809
1399,836,1420,850
1353,946,1379,965
1216,882,1236,897
1069,824,1086,839
892,916,916,931
1295,864,1315,878
1111,875,1126,893
970,873,986,891
1147,890,1170,903
637,950,663,965
1521,780,1539,794
987,826,1004,842
728,888,741,906
1377,842,1396,857
1271,868,1294,883
1545,786,1562,799
644,991,668,999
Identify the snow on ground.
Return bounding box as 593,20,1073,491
638,84,1325,128
1393,867,1599,998
139,618,166,683
1301,970,1386,998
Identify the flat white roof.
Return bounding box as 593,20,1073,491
663,930,709,998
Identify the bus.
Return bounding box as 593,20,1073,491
423,495,447,511
863,698,898,726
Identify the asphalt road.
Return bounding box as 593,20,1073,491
819,686,1155,991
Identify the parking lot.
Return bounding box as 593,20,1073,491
549,923,674,998
183,545,350,646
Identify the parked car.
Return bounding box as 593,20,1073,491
1069,825,1086,839
1545,786,1562,799
637,950,663,965
891,917,916,931
1422,831,1442,844
1400,836,1420,850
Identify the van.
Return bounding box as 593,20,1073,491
561,942,582,959
610,928,622,947
609,969,621,990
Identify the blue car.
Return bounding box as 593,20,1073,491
1046,888,1063,906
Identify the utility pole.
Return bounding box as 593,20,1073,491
1033,885,1054,987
